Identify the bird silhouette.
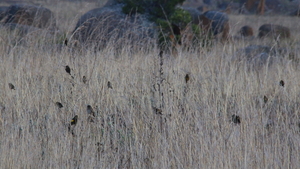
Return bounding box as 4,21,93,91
232,115,241,124
68,115,78,136
107,81,113,89
64,38,68,46
55,102,63,108
185,74,190,83
263,96,268,103
8,83,15,90
65,65,71,75
153,107,163,115
279,80,285,87
70,115,78,125
87,105,95,117
65,65,74,79
83,76,87,84
68,115,78,131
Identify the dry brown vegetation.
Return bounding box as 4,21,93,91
0,1,300,168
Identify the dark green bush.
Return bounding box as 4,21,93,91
122,0,212,50
122,0,185,19
155,8,192,49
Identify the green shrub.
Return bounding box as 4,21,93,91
155,8,193,49
122,0,185,19
122,0,212,49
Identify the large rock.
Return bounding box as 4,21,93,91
0,23,59,47
71,4,157,50
239,25,254,37
2,4,57,31
258,24,290,39
200,11,229,39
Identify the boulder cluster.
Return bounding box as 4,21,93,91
0,4,57,33
0,1,293,56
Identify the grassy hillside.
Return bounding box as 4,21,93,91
0,1,299,168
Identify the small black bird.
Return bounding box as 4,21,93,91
65,65,71,75
107,81,113,89
70,115,78,125
279,80,285,87
159,50,163,57
87,105,95,117
263,96,268,103
8,83,15,90
232,115,241,124
64,38,68,46
153,107,163,115
68,115,78,131
185,74,190,83
83,76,87,84
55,102,63,108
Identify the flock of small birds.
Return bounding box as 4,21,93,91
7,65,288,131
6,65,109,135
62,65,100,134
230,80,286,125
67,105,96,134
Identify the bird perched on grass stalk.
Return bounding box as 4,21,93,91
87,105,95,117
55,102,63,108
107,81,113,89
232,114,241,124
263,96,268,103
87,105,96,122
65,65,74,79
279,80,285,87
185,74,190,83
8,83,15,90
70,115,78,125
65,65,71,75
83,76,87,84
68,115,78,131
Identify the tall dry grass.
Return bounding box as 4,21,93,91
0,1,300,168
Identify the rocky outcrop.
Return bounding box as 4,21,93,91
71,3,156,51
258,24,290,39
2,4,57,31
200,11,229,39
239,25,254,37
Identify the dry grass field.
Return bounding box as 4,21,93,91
0,1,300,168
